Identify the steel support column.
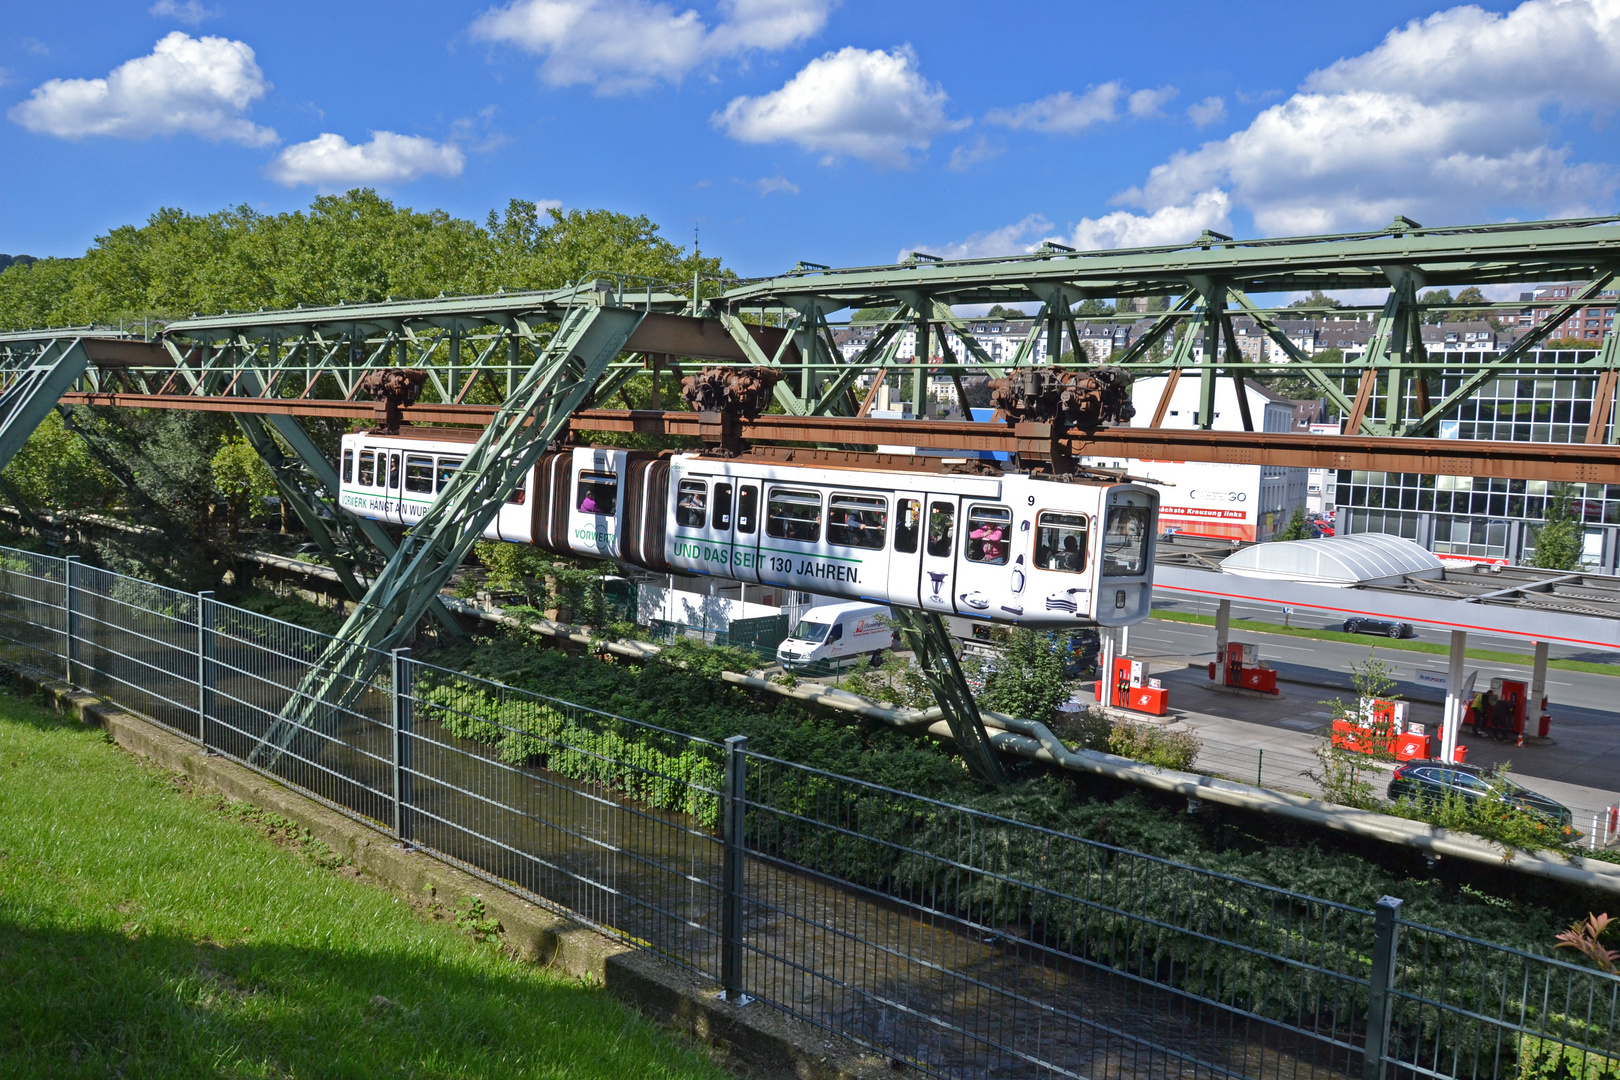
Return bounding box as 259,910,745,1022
887,607,1008,786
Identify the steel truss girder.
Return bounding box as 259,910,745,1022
251,301,645,763
887,608,1007,786
0,338,90,473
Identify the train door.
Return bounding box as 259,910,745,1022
917,495,958,615
953,501,1018,618
384,447,404,522
888,491,925,610
568,447,627,559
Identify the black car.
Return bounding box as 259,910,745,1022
1342,617,1414,639
1387,760,1579,838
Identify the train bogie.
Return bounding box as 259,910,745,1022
336,433,1158,628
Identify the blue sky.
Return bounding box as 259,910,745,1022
2,0,1617,280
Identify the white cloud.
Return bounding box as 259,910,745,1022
0,69,14,89
986,81,1179,133
1128,85,1177,118
947,133,1002,171
751,175,799,195
149,0,219,25
469,0,832,94
8,32,274,145
1064,190,1233,250
267,132,465,188
1113,0,1620,234
713,46,962,167
985,84,1122,133
900,214,1053,261
1186,95,1225,127
536,198,564,211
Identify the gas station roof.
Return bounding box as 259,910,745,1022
1219,534,1444,587
1155,535,1620,650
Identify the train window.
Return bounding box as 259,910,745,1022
358,451,376,487
895,499,921,554
736,485,758,534
965,505,1012,565
1035,511,1088,573
436,457,463,492
405,455,435,494
926,502,954,557
712,483,733,530
827,494,886,550
389,453,401,489
766,489,821,543
342,450,354,484
507,481,527,505
676,479,708,527
1103,503,1151,576
576,471,618,515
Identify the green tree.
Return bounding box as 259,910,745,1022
985,304,1030,319
211,436,278,539
1287,289,1343,311
0,410,120,513
978,628,1074,725
851,306,900,323
1529,484,1583,570
1072,298,1115,318
1453,286,1489,323
1418,288,1455,324
1275,505,1310,541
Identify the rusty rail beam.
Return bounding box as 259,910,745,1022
57,394,1620,483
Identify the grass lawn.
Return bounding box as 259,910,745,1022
0,691,727,1080
1148,609,1620,677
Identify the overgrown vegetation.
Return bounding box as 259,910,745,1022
1307,652,1401,809
0,690,724,1079
1053,707,1202,770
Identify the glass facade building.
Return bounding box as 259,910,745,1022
1335,350,1620,570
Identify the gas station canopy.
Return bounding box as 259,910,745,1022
1219,534,1444,588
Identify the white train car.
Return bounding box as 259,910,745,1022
338,430,1158,627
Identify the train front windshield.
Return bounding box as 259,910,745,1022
1102,503,1151,576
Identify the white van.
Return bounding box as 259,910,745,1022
775,602,894,673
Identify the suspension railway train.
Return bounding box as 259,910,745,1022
336,428,1159,627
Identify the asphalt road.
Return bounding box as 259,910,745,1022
1128,610,1620,798
1151,593,1613,664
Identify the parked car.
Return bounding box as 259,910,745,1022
1387,761,1579,838
1342,617,1414,638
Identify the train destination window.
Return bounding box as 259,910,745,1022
389,453,401,489
827,494,886,549
1035,512,1089,573
1103,503,1150,576
895,499,921,554
342,450,354,484
965,505,1012,565
577,472,618,515
357,451,376,487
736,485,758,534
766,489,821,543
405,455,435,494
436,457,463,492
926,502,954,557
676,479,708,527
712,483,733,530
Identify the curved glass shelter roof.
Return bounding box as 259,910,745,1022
1218,534,1445,587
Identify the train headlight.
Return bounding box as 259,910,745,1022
1115,590,1126,609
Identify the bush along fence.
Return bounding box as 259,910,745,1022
0,544,1614,1080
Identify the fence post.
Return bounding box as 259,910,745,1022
721,734,750,1004
1363,895,1404,1080
391,648,412,845
62,556,79,684
196,592,213,748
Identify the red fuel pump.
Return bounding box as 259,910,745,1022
1331,698,1433,760
1207,641,1279,694
1094,656,1169,716
1466,678,1550,742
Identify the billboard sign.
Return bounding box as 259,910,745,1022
1124,459,1262,541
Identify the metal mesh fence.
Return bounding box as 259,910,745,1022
0,548,64,671
0,543,1612,1079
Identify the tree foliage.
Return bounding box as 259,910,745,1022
977,628,1074,725
1275,506,1311,541
1287,289,1343,310
1530,484,1583,571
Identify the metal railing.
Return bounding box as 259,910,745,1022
0,544,1613,1079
